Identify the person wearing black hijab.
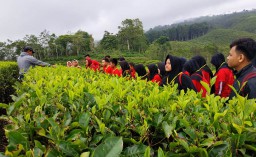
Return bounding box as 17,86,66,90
180,57,187,68
134,64,148,80
119,61,131,77
157,62,165,77
191,55,213,83
147,64,162,85
211,53,234,97
183,59,208,97
161,54,196,92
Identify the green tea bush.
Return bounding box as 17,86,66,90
1,66,256,156
0,62,18,104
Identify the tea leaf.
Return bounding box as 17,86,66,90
92,137,123,157
157,147,166,157
162,121,174,138
144,146,151,157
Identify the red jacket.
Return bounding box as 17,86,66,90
92,60,100,71
112,68,121,77
105,65,113,74
191,72,208,97
151,74,162,85
214,66,234,97
130,68,136,78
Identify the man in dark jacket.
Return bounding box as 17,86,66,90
227,38,256,99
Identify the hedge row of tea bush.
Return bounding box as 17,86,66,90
1,65,256,157
0,62,18,104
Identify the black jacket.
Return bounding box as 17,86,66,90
161,73,196,92
229,63,256,99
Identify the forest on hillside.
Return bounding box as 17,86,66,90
145,9,256,43
0,9,256,61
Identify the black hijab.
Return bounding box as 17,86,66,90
191,55,206,67
161,54,183,85
211,53,225,70
192,55,213,78
183,59,200,75
134,64,148,80
119,61,130,77
147,64,159,80
157,62,165,77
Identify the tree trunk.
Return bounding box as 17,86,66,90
127,39,130,51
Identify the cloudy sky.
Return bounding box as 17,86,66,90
0,0,255,42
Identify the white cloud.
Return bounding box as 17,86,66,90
0,0,255,41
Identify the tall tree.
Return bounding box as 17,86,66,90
23,34,43,59
99,31,118,50
55,35,73,56
72,30,92,55
38,30,51,58
117,18,147,52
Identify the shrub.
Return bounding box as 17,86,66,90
0,62,18,104
1,66,256,156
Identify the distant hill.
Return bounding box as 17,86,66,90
166,29,256,63
145,9,256,43
231,15,256,33
191,29,256,46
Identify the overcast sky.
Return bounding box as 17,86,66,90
0,0,255,42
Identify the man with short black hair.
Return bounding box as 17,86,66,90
227,38,256,99
17,46,52,80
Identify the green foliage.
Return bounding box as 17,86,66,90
118,18,148,52
231,15,256,33
145,10,256,43
2,65,256,156
99,31,118,50
146,22,210,43
0,62,19,103
146,29,256,63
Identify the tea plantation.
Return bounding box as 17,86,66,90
0,63,256,156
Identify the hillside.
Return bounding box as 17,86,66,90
167,29,256,63
191,28,256,46
231,15,256,33
145,9,256,43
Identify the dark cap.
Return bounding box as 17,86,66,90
24,46,35,53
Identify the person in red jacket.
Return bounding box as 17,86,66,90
110,58,121,77
101,58,107,72
85,59,97,71
211,53,234,97
91,60,100,71
191,55,213,84
129,62,136,78
183,59,208,97
147,64,162,85
103,58,113,74
85,54,100,71
85,58,93,70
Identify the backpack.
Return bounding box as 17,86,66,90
240,72,256,93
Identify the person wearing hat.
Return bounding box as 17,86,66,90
17,46,52,80
227,38,256,99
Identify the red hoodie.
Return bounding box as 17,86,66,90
214,67,234,97
112,68,121,77
105,65,113,74
151,74,162,85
